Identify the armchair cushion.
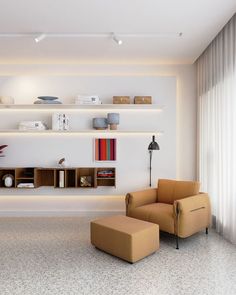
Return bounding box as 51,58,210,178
129,203,174,234
157,179,200,204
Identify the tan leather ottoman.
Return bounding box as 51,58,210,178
91,215,159,263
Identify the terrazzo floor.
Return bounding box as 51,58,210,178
0,216,235,295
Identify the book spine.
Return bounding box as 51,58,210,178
59,171,65,188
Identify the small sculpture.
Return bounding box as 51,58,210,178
80,176,92,187
0,145,8,157
58,158,68,167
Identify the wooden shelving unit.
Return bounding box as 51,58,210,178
0,167,116,189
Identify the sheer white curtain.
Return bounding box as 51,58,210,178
197,14,236,244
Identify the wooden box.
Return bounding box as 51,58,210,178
134,96,152,104
113,96,131,104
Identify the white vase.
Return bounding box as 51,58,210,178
3,175,14,187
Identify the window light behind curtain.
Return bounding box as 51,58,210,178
197,13,236,244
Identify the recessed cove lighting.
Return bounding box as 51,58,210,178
35,33,46,43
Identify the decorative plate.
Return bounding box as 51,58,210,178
38,96,58,100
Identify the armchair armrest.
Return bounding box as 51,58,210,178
126,188,157,215
174,193,211,213
173,193,211,238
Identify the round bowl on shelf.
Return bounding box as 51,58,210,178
93,118,108,130
34,100,62,104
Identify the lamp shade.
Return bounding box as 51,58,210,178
148,135,160,150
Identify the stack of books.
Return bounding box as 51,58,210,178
18,121,47,131
17,183,34,188
97,170,115,178
75,95,101,105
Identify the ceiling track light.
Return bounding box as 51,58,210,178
35,33,46,43
0,32,183,42
112,33,123,45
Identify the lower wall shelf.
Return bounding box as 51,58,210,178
0,167,116,189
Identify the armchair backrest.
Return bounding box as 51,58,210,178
157,179,200,204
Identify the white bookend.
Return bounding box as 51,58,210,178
52,113,60,130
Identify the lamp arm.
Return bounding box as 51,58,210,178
149,150,152,187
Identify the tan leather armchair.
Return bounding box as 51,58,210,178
126,179,211,249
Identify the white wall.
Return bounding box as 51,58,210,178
0,63,197,215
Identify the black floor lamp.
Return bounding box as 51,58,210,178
148,135,160,187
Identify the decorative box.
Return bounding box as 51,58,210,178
134,96,152,104
113,96,131,104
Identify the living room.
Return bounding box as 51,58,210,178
0,1,235,294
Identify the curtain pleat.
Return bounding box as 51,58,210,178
197,13,236,244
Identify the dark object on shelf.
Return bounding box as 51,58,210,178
80,176,92,187
23,168,34,177
148,135,160,187
0,145,8,157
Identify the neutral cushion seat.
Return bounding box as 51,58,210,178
91,215,159,263
130,203,174,234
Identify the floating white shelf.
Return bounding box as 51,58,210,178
0,129,163,135
0,104,163,111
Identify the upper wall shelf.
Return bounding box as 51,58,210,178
0,130,163,135
0,104,163,111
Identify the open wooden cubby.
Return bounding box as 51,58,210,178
0,168,16,188
0,167,116,189
77,168,96,188
96,168,116,187
35,168,55,187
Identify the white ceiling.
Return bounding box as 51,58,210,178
0,0,235,64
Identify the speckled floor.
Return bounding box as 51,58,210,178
0,216,235,295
